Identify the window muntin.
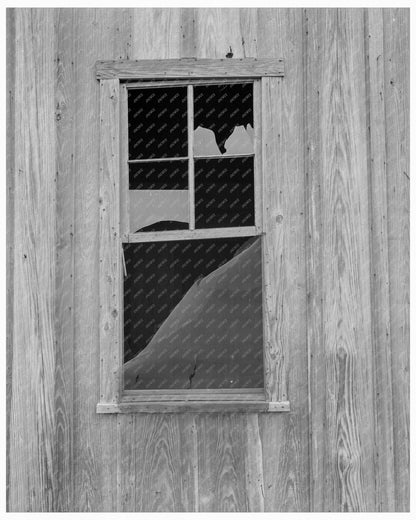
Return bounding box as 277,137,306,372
126,81,257,234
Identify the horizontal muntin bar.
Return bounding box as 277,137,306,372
128,157,188,164
126,227,261,243
194,153,254,160
127,153,254,164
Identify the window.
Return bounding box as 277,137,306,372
97,58,288,413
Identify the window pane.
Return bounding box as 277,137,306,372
129,161,188,190
128,87,187,159
129,160,189,232
195,156,255,228
123,237,263,389
193,83,254,156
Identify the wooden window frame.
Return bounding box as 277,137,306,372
96,58,289,413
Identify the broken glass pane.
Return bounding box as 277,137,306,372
193,83,254,156
195,156,255,228
123,236,263,389
129,190,189,233
129,160,189,232
128,87,187,159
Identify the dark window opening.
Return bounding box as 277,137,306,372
128,87,187,159
195,156,254,228
123,236,263,390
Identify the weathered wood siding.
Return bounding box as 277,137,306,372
7,8,409,512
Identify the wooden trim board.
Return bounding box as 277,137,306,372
96,400,290,414
96,58,284,79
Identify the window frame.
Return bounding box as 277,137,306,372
96,58,289,414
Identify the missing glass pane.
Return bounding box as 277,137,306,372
193,83,254,156
129,161,188,190
128,87,187,159
123,237,263,389
195,156,255,228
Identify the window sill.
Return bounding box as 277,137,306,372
96,399,290,414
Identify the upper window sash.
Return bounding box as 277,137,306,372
122,78,263,242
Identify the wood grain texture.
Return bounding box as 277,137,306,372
9,8,57,511
97,401,290,414
7,7,409,513
99,78,121,404
6,7,16,512
303,7,325,512
96,57,284,79
261,76,286,402
306,8,376,511
71,9,131,511
383,8,410,512
257,8,309,511
364,8,395,510
197,414,263,511
132,415,198,511
54,8,76,511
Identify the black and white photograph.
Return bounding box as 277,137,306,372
5,3,411,514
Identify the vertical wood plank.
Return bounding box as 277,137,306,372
197,415,248,511
9,8,57,511
54,8,76,511
306,8,376,511
180,8,196,57
117,415,136,511
99,77,121,404
195,8,257,59
6,7,16,512
132,8,181,59
261,76,286,403
71,8,131,511
132,415,198,511
257,8,309,511
364,8,395,511
383,8,410,512
303,7,325,511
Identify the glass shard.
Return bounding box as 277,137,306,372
223,124,254,155
123,237,263,389
129,160,189,232
129,190,189,233
193,126,221,156
128,87,187,159
195,156,255,228
194,83,253,155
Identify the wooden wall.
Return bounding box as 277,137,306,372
7,8,409,512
